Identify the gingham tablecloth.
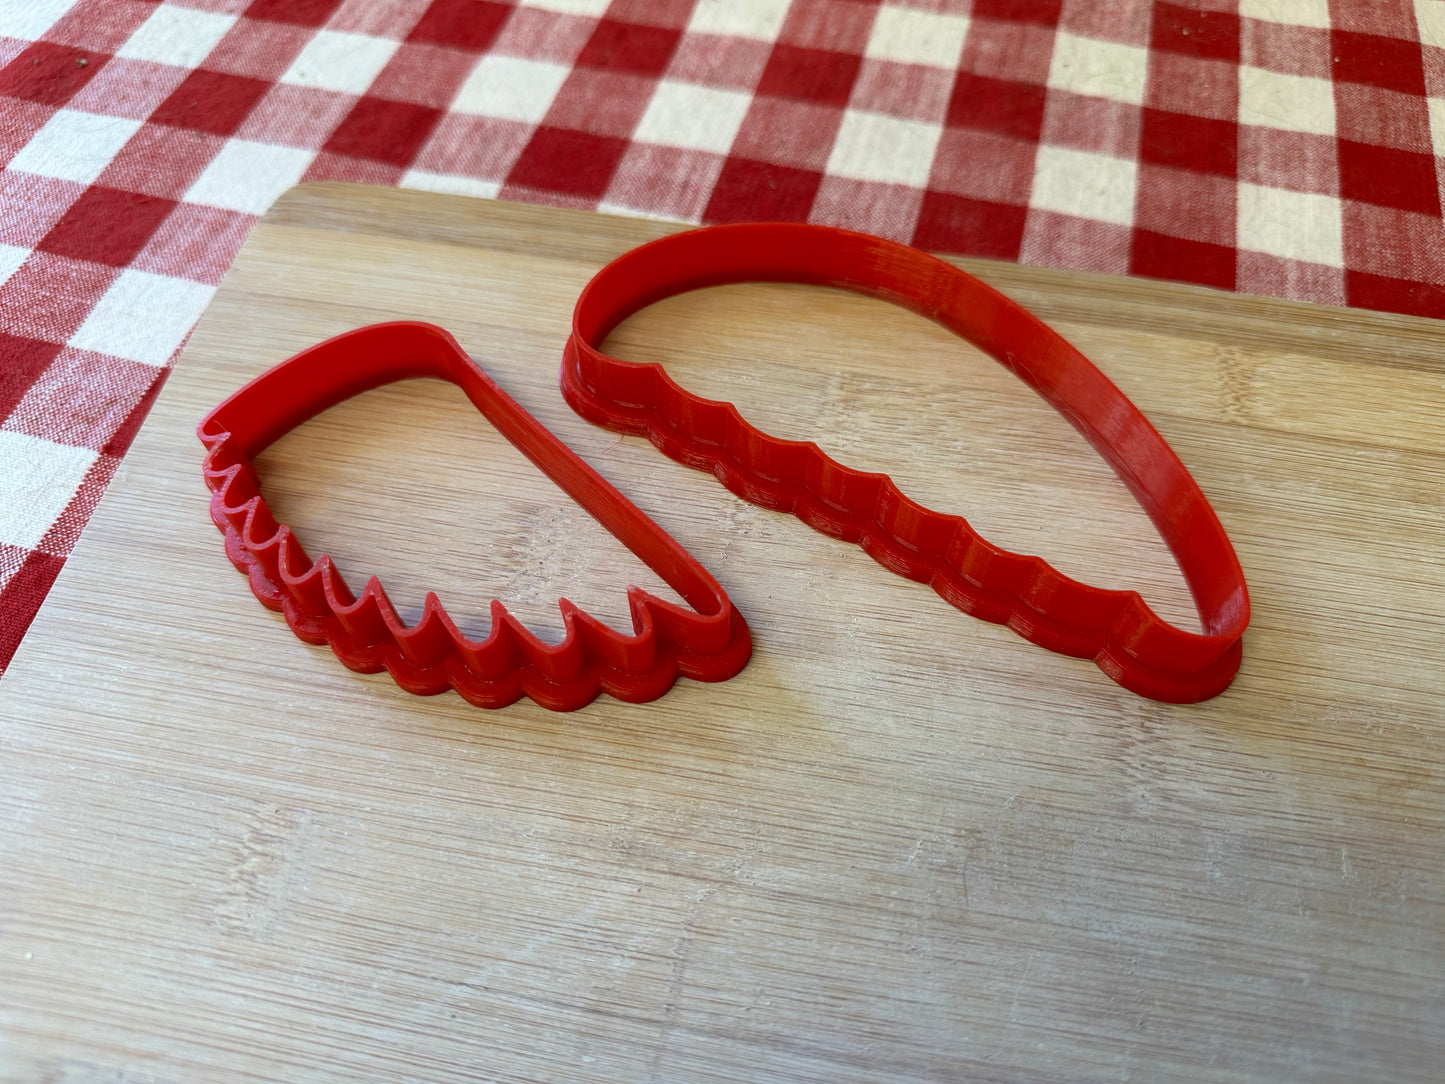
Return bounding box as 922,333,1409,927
1,0,1443,676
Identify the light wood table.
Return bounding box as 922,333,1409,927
2,184,1442,1082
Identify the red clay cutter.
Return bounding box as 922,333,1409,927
560,223,1250,704
199,321,752,712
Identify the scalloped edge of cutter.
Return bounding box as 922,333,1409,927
560,223,1248,704
199,321,751,712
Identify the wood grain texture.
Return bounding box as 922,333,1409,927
2,183,1443,1083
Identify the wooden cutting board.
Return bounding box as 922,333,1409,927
3,184,1443,1082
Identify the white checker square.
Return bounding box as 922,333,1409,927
517,0,612,16
1419,1,1445,48
634,81,752,154
0,0,72,40
184,140,316,216
116,4,238,69
1238,183,1342,267
0,431,98,551
688,0,792,41
1238,0,1332,29
1239,65,1335,136
401,171,502,200
279,30,401,95
1047,31,1149,106
0,244,28,288
826,110,941,188
1030,145,1137,227
68,270,215,368
452,54,571,122
8,109,143,185
865,7,971,70
1428,97,1445,159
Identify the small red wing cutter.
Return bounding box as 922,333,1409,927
198,321,752,712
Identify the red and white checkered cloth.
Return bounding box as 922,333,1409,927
2,0,1444,677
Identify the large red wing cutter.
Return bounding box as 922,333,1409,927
560,223,1250,703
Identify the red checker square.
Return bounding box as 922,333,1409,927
1020,209,1133,275
809,176,925,245
368,42,475,109
1139,108,1237,178
849,59,954,124
97,124,225,199
971,0,1062,26
666,34,772,91
1150,3,1239,63
151,69,272,137
134,202,253,285
0,550,65,673
0,41,108,107
1239,21,1331,79
577,19,681,76
603,143,726,221
1339,141,1441,217
0,252,120,343
0,99,55,168
323,97,444,167
302,151,406,186
237,83,354,148
204,17,313,80
4,345,158,450
543,68,659,140
35,455,118,557
1345,269,1445,320
778,0,878,53
927,127,1036,204
1131,229,1236,291
66,57,189,122
1041,91,1141,159
0,173,85,247
494,7,594,64
244,0,344,27
960,20,1055,86
407,0,512,51
1134,163,1235,247
1342,202,1445,282
945,72,1047,143
1334,83,1435,154
603,0,695,30
505,126,630,202
1236,249,1345,307
1059,4,1149,46
730,97,845,171
43,0,159,53
1145,52,1238,122
0,333,64,422
1237,126,1337,196
911,189,1027,259
757,44,862,108
38,186,178,269
409,113,533,182
703,157,824,224
1330,31,1426,97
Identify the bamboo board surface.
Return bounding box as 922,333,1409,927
2,184,1443,1082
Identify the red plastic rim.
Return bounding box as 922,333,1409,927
199,321,752,712
560,223,1250,703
